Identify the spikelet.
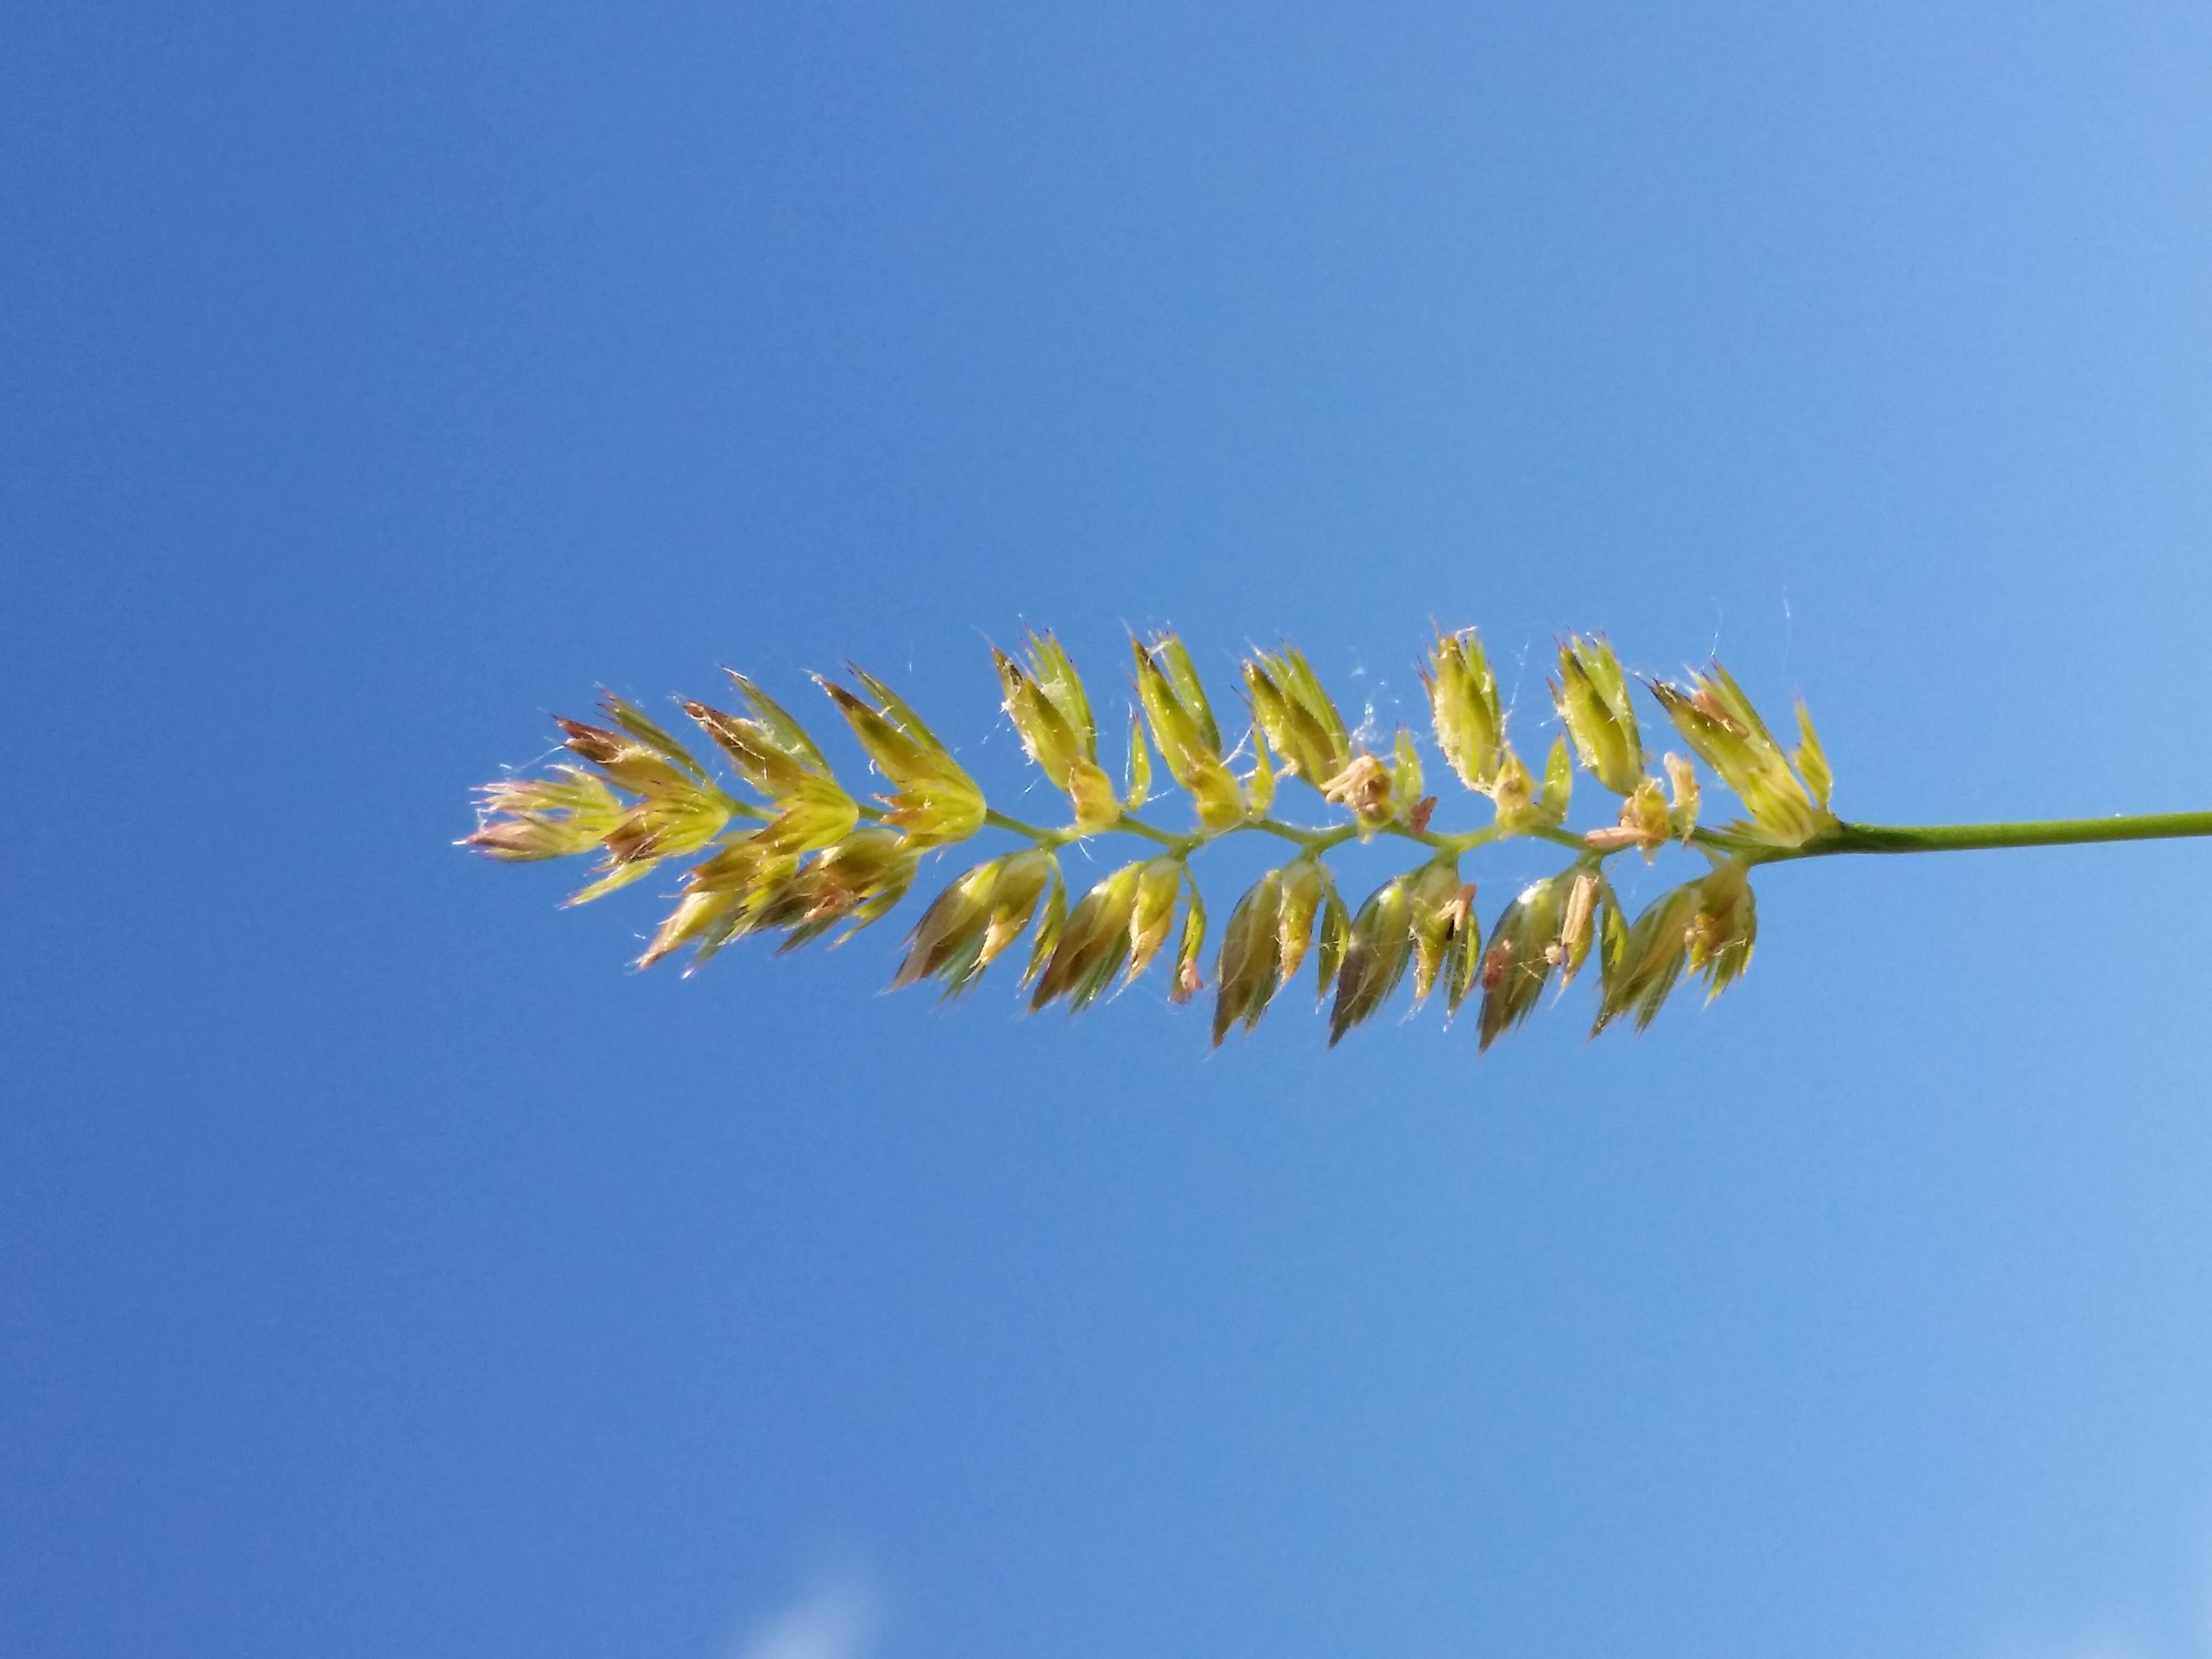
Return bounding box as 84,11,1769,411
1647,663,1835,849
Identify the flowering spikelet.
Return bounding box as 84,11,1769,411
1032,863,1144,1012
1313,873,1352,1004
817,667,986,847
1329,874,1416,1045
981,848,1057,970
1274,858,1326,987
462,767,623,861
684,674,826,795
1477,876,1566,1051
552,708,698,798
1123,709,1153,809
1408,862,1471,1008
1553,636,1644,796
1168,874,1207,1005
893,857,1004,996
1648,663,1834,849
466,627,1856,1055
1556,870,1603,989
1422,629,1504,793
995,631,1119,831
1022,868,1067,989
1491,738,1573,836
1685,858,1758,999
1243,645,1353,789
1593,883,1702,1034
1126,857,1184,984
1584,778,1670,858
1320,752,1394,829
1213,871,1285,1044
1134,633,1244,833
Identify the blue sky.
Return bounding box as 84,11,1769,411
7,3,2212,1655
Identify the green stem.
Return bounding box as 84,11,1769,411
980,805,1090,849
1256,817,1360,855
1752,810,2212,864
986,791,2212,879
1111,814,1201,856
1432,826,1503,856
1524,824,1591,857
983,801,1583,864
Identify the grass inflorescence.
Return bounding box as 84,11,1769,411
460,628,2212,1050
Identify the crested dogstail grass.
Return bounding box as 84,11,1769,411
462,629,2212,1050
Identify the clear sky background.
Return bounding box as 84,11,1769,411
7,4,2212,1656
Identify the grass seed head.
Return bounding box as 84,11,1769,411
472,627,1854,1055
